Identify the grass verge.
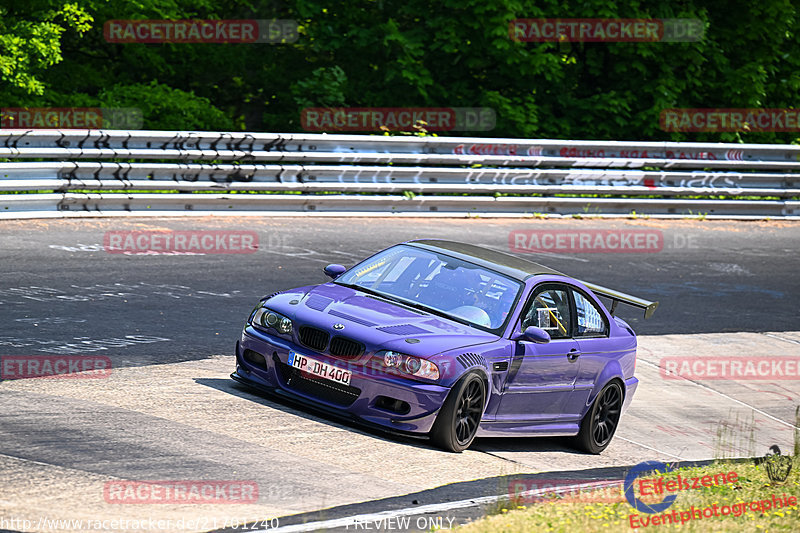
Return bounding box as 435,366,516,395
455,457,799,532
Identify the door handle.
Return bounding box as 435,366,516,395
567,349,581,362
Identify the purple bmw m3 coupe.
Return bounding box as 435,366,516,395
232,239,657,453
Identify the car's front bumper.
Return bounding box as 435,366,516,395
233,326,450,434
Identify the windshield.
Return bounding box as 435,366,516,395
335,244,522,332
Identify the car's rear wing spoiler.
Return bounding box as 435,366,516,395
581,281,659,320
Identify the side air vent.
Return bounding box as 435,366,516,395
456,352,488,369
243,349,267,369
377,324,429,336
305,294,333,311
328,309,377,327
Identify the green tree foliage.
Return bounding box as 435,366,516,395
99,81,235,131
1,0,798,142
0,2,92,95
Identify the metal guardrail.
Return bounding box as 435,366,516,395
1,130,799,219
3,129,800,160
2,162,799,195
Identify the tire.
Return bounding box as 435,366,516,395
430,372,486,452
571,380,623,454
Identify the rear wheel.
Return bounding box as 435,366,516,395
430,372,486,452
572,381,623,454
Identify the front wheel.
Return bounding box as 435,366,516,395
430,372,486,452
571,381,623,454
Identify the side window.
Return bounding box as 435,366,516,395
522,286,572,339
573,290,608,337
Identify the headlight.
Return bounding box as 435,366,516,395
251,306,293,335
278,317,292,334
375,350,439,381
383,350,403,368
404,357,421,374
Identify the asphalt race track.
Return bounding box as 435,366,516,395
1,217,799,532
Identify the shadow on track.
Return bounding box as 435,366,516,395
195,377,586,456
195,376,441,452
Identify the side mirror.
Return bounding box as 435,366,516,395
516,326,551,344
323,264,347,279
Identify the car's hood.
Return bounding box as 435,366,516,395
264,283,498,357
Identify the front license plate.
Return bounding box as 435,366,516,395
287,350,352,386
